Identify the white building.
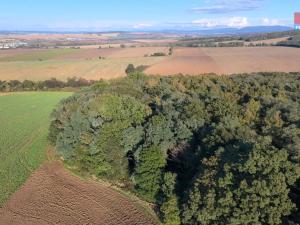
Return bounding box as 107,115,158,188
0,40,28,49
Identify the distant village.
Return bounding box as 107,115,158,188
0,39,28,49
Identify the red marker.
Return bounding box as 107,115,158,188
295,12,300,25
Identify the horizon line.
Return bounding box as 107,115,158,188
0,25,294,34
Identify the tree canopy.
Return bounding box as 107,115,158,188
50,72,300,224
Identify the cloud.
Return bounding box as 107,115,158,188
133,23,153,29
192,17,249,28
191,0,264,14
260,18,282,26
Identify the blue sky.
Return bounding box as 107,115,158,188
0,0,299,31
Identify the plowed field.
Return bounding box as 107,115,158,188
145,47,300,75
0,162,157,225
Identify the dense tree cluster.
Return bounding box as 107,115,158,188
125,64,149,75
278,34,300,48
150,52,167,56
50,72,300,224
0,77,94,92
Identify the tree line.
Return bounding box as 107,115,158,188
49,72,300,225
0,77,95,92
174,30,300,48
278,34,300,48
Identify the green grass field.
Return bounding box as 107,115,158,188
0,92,71,205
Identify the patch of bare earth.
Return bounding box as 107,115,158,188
0,162,157,225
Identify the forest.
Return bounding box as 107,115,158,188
49,72,300,225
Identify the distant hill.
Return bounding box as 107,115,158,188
159,26,293,36
0,26,293,37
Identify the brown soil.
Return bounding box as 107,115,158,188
146,47,300,75
0,49,41,58
1,46,299,82
55,48,122,60
133,39,178,44
146,48,223,75
109,47,169,58
0,162,157,225
54,47,169,60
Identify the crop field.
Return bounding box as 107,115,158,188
1,46,300,82
0,92,71,205
0,48,80,62
0,47,167,81
0,162,157,225
146,46,300,75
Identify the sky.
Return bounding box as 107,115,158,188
0,0,299,31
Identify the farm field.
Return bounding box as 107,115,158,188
0,92,71,205
145,46,300,75
0,48,80,61
0,162,157,225
1,46,300,82
0,47,168,81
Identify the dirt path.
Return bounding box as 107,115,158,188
0,162,157,225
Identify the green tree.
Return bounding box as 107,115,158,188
125,64,135,75
160,172,181,225
183,138,300,225
168,47,173,56
134,146,166,202
146,115,175,152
